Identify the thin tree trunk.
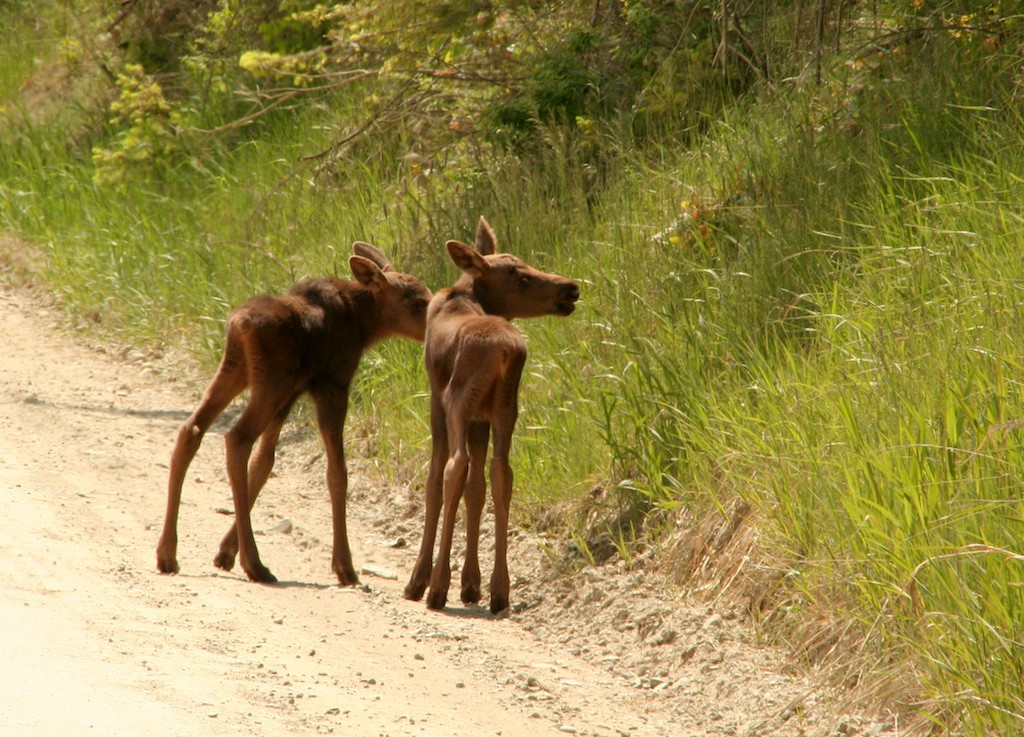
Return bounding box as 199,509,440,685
815,0,827,84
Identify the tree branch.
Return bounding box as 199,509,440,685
194,71,378,136
300,77,420,165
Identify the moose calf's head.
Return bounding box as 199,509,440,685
445,217,580,320
350,241,432,342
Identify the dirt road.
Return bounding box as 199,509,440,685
0,282,877,737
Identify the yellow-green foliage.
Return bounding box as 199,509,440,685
92,65,183,188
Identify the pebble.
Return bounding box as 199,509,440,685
264,518,293,534
704,614,723,629
653,628,678,645
361,564,398,580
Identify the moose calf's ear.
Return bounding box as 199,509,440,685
475,216,498,255
352,241,393,271
446,240,487,277
349,255,388,288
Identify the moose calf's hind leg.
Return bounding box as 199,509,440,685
157,411,224,574
426,450,470,610
404,420,448,601
156,420,202,574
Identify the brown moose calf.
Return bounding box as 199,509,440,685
156,242,431,585
404,217,580,613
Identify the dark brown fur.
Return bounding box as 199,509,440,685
156,243,431,584
403,217,580,613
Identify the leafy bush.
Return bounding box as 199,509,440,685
91,64,185,187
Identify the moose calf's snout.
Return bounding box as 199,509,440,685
557,280,581,315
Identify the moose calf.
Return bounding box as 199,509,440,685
156,242,431,585
403,217,580,613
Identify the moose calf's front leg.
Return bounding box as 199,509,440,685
460,472,484,605
316,397,359,586
460,426,489,604
326,459,358,586
488,456,514,614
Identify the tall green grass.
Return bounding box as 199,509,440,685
527,87,1024,731
4,7,1024,732
457,53,1024,729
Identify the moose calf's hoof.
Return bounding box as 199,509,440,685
426,589,448,611
249,569,278,584
245,569,278,585
337,575,361,587
461,585,481,605
490,594,509,615
333,567,360,587
403,579,427,601
213,550,237,572
156,556,179,575
242,561,278,584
